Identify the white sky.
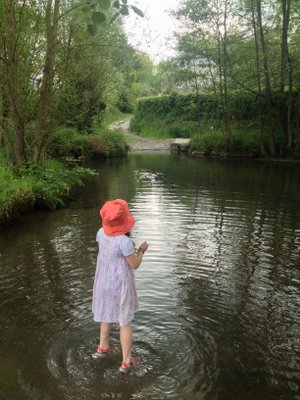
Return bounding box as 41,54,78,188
123,0,180,63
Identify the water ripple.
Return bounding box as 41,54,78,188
1,155,300,399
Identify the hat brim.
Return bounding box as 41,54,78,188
103,212,135,236
100,199,135,237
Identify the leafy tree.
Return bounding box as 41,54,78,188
0,0,144,165
154,59,190,94
172,0,300,155
53,9,127,130
174,0,234,145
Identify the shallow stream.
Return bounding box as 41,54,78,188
1,154,300,399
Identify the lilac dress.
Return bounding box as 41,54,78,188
92,228,138,326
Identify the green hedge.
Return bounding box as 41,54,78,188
132,91,300,129
130,91,265,139
132,91,267,123
131,91,300,149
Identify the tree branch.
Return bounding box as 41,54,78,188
57,1,85,22
69,42,148,56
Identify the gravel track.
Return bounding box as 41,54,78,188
109,119,173,152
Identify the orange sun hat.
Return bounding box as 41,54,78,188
100,199,135,236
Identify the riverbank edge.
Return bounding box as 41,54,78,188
117,118,300,162
0,193,73,229
188,148,300,163
2,130,299,230
0,129,129,230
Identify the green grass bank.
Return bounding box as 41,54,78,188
0,126,130,229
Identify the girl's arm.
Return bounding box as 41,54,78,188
125,241,149,270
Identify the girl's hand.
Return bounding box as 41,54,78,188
138,241,149,254
126,241,149,269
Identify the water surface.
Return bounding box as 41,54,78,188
1,154,300,400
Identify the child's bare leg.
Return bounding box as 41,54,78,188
120,322,132,365
99,322,112,349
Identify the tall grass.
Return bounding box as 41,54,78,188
50,127,129,159
0,155,96,225
99,107,129,129
0,162,34,220
130,116,197,139
17,159,96,208
190,128,262,157
190,130,227,152
86,129,130,158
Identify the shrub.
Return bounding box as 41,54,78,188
0,164,34,220
17,159,96,208
231,129,261,156
190,129,264,157
50,127,88,157
0,149,97,226
165,120,198,138
86,130,130,158
49,125,130,160
130,113,199,139
190,131,227,153
0,152,35,221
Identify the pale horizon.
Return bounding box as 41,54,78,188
124,0,180,63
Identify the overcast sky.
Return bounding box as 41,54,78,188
123,0,180,63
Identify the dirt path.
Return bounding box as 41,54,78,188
109,118,173,151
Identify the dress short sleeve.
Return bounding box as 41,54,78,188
120,236,135,257
96,228,102,243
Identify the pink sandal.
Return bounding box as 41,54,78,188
95,345,110,358
119,357,138,373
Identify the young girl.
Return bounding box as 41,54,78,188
92,198,149,373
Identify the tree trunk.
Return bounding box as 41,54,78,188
208,59,217,95
0,42,4,148
0,87,9,160
192,58,202,127
222,0,232,146
192,59,199,96
279,0,292,151
256,0,275,156
34,0,60,162
0,36,12,165
63,25,73,77
280,0,291,95
287,53,293,149
216,19,224,100
216,20,225,131
250,0,266,156
5,0,25,165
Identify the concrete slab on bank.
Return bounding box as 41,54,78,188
170,138,190,151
